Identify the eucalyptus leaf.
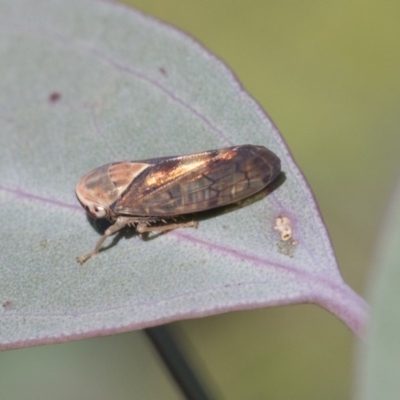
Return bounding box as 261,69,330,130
355,177,400,399
0,0,367,349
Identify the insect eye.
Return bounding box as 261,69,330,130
92,205,107,218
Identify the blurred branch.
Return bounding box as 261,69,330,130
145,325,214,400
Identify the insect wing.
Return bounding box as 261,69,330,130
114,145,280,216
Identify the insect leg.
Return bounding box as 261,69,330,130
77,218,198,264
136,220,198,234
76,216,140,265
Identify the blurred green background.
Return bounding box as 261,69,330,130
1,1,399,399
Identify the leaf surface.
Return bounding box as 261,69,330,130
0,0,367,349
355,177,400,399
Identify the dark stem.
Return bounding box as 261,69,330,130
145,325,214,400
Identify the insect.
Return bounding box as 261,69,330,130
75,144,281,264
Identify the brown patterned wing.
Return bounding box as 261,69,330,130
113,145,280,217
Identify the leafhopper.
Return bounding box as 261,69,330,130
76,145,281,264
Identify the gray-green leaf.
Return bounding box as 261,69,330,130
0,0,367,349
355,177,400,399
